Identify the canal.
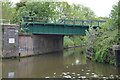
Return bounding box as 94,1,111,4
2,47,120,79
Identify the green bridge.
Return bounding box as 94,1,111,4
20,16,106,35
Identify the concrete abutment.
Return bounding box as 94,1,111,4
1,25,64,58
33,34,64,54
15,33,64,57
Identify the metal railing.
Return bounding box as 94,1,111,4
22,16,106,27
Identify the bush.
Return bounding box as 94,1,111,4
85,27,117,65
64,36,85,47
64,36,74,47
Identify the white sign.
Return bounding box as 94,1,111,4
9,38,15,43
8,72,14,78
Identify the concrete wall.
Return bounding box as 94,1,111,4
33,34,64,54
19,34,64,57
1,25,64,58
2,25,19,57
19,33,34,56
113,45,120,67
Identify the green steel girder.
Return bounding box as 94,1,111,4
21,22,99,35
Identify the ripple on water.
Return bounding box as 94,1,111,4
66,72,70,74
77,74,80,76
91,73,95,75
63,75,72,78
91,74,99,78
45,77,50,78
62,72,67,76
81,76,86,78
81,69,84,71
66,66,69,68
86,73,90,75
72,73,75,75
87,70,90,72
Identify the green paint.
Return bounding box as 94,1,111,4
20,22,99,35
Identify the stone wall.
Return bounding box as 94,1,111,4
2,25,19,57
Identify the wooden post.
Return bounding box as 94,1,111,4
113,45,120,67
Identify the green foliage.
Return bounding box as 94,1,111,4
64,36,85,47
51,2,96,20
1,2,16,23
15,2,26,10
85,27,117,65
64,36,74,47
84,1,119,65
109,2,119,30
71,36,85,45
15,2,55,22
94,30,116,63
1,1,97,24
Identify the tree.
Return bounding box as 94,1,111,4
109,2,119,29
1,2,16,23
84,1,120,64
15,2,56,22
109,1,120,45
15,2,26,10
51,2,96,20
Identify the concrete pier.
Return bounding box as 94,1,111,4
33,34,64,54
113,45,120,67
19,34,64,57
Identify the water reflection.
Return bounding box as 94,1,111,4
63,48,86,65
2,47,120,78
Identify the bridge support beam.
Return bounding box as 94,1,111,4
33,34,64,54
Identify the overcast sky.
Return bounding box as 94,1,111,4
10,0,118,17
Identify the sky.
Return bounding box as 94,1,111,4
9,0,118,17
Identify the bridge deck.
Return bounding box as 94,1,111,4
20,16,106,35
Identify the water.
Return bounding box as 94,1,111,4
2,47,120,79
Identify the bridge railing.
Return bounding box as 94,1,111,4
61,19,106,27
22,16,106,27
